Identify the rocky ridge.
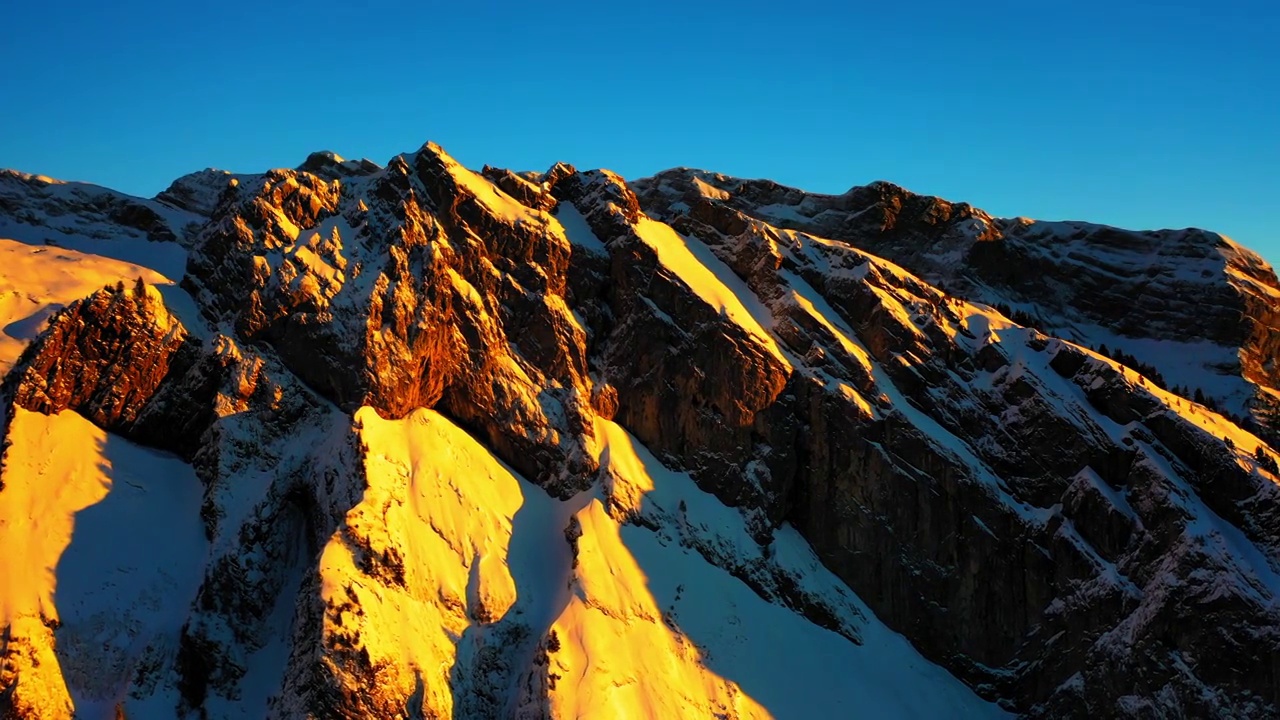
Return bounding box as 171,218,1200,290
633,170,1280,437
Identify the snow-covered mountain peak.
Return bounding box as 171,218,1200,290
1,141,1279,718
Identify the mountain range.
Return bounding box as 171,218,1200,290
0,142,1278,718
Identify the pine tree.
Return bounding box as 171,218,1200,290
1255,445,1278,473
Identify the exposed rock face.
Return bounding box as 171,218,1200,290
481,165,558,213
633,170,1280,440
295,150,381,181
1,142,1279,718
613,183,1280,715
546,168,798,527
181,143,598,491
155,169,253,219
3,283,208,454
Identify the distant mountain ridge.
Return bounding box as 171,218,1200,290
0,142,1277,718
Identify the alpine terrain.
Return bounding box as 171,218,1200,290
0,142,1278,719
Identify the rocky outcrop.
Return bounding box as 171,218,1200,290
547,169,798,527
1,282,213,457
296,150,381,181
179,143,599,492
481,165,557,212
609,176,1280,714
156,169,255,219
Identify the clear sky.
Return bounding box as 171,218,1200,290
2,1,1277,258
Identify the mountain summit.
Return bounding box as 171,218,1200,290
0,142,1277,719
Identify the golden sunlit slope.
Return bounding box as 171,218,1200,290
311,408,1006,718
0,408,206,719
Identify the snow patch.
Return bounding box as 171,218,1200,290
633,217,788,364
554,202,607,255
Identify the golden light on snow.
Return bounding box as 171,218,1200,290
0,409,112,629
0,408,206,716
0,238,172,373
315,407,998,717
319,408,770,716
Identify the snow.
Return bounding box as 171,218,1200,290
549,418,1011,719
154,168,258,217
1073,467,1139,525
547,497,771,718
289,216,349,285
1131,438,1280,602
958,307,1018,351
781,269,1045,521
553,202,607,254
1185,496,1280,603
691,177,731,201
328,407,1005,717
9,234,188,281
0,229,207,371
952,222,1280,418
0,238,175,372
0,408,207,718
0,173,194,280
202,507,309,720
1013,333,1277,481
865,282,929,341
322,407,557,715
1126,359,1274,471
420,144,548,229
754,203,809,224
633,216,788,364
1051,322,1252,417
780,270,875,371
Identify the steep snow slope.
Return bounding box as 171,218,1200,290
542,418,1006,718
631,216,788,364
323,407,1007,718
0,408,206,720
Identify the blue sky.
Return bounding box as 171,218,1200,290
2,1,1277,258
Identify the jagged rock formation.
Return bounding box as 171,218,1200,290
2,282,208,456
181,144,598,490
0,141,1278,719
633,170,1280,439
